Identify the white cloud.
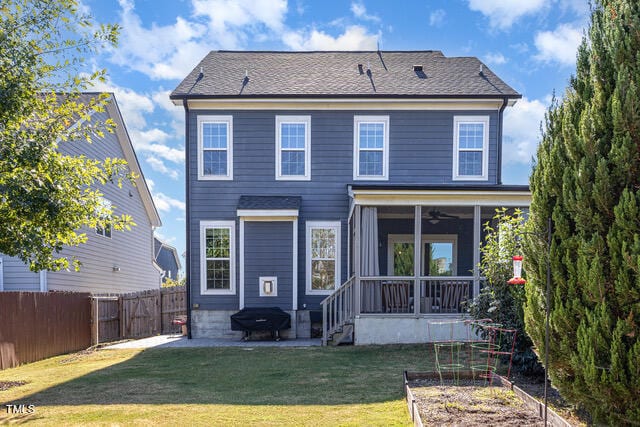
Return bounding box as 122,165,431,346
111,0,209,80
351,2,380,22
483,52,507,65
284,25,379,50
152,190,186,213
503,97,548,165
88,76,185,179
534,23,583,66
146,156,180,180
89,76,154,130
467,0,547,30
192,0,288,48
152,90,185,138
558,0,590,17
429,9,446,27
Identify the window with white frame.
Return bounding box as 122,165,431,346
198,115,233,180
200,221,236,295
354,116,389,180
453,116,489,180
306,221,341,294
95,197,112,238
276,116,311,180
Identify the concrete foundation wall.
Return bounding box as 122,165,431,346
191,309,307,339
354,315,477,345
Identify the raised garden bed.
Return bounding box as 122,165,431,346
404,371,572,427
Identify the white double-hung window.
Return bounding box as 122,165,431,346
353,115,389,180
453,116,489,181
306,221,341,295
200,221,236,295
198,115,233,180
276,116,311,180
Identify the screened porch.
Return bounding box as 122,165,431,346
321,186,531,345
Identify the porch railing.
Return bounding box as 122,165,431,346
320,275,475,344
320,276,356,346
360,276,473,314
419,277,473,314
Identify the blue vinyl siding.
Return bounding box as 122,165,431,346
189,109,501,310
244,222,293,309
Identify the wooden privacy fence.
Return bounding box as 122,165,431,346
92,286,186,344
0,292,92,370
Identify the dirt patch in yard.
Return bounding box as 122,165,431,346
509,373,589,426
0,381,26,391
409,378,544,426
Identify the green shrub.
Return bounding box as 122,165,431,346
466,208,542,376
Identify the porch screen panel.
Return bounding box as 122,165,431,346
205,227,231,290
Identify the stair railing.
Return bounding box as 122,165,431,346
320,275,356,345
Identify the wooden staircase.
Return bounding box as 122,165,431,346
320,276,356,346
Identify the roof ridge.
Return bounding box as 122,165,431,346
212,50,444,54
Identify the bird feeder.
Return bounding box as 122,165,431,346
507,255,526,285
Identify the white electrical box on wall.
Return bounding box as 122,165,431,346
259,276,277,297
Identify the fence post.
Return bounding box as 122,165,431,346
91,297,99,345
119,295,124,340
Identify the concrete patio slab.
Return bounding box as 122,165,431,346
103,335,322,349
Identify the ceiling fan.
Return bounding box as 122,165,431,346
427,209,459,224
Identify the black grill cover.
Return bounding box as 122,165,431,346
230,307,291,332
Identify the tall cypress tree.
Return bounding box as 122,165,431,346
525,0,640,424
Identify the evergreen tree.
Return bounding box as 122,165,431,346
525,0,640,423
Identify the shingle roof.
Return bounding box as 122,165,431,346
237,196,302,210
171,51,520,99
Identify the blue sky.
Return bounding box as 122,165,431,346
82,0,591,269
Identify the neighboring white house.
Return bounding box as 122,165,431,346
0,93,163,294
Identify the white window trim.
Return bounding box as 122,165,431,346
353,115,389,181
452,116,489,181
197,115,233,180
276,115,311,181
200,220,236,295
0,257,3,291
387,234,458,276
95,197,112,239
306,221,341,295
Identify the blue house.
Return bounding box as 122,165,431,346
154,237,182,283
171,51,530,344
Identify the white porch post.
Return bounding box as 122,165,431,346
413,205,422,315
473,205,481,298
354,205,361,315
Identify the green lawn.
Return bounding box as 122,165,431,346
0,344,436,426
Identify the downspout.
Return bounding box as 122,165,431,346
183,98,192,339
496,97,509,185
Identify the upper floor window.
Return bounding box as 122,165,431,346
198,115,233,180
453,116,489,181
353,116,389,180
276,116,311,180
200,220,236,295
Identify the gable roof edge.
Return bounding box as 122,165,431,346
105,94,162,228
